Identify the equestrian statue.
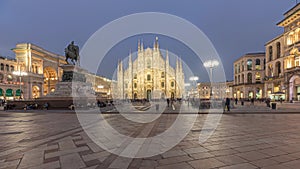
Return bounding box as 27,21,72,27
65,41,80,65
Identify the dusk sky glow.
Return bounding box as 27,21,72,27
0,0,297,81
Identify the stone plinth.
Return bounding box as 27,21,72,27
38,64,96,109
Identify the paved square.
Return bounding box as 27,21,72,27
1,110,300,169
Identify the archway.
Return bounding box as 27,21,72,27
43,67,58,96
32,86,40,99
133,93,137,100
289,75,300,101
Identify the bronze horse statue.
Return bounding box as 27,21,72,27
65,41,79,65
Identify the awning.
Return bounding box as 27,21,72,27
0,88,3,96
16,89,21,96
272,91,285,95
5,89,13,97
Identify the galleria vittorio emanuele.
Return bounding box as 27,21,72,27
115,38,185,100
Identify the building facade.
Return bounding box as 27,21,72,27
116,38,185,100
0,57,20,100
197,81,233,99
267,3,300,101
233,53,265,99
0,43,112,100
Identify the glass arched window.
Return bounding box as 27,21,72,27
276,42,281,59
255,59,261,70
269,46,273,61
247,59,252,70
247,73,252,83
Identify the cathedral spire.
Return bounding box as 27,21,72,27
166,49,169,66
154,37,159,50
138,39,141,52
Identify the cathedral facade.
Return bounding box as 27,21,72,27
116,38,185,100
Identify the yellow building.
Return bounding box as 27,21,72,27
116,38,185,100
197,81,233,99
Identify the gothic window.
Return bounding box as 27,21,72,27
161,72,165,78
134,83,137,88
247,59,252,70
147,59,151,68
147,74,151,81
171,81,174,87
161,82,164,88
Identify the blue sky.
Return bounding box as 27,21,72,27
0,0,296,81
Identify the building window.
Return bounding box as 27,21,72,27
6,65,9,72
241,61,244,71
247,59,252,70
134,73,137,79
238,64,240,73
276,42,281,59
263,59,266,70
161,72,165,78
238,75,240,84
287,32,294,45
269,46,273,61
134,83,137,88
255,72,261,81
10,66,14,72
171,81,174,87
147,59,151,68
0,64,4,71
147,74,151,81
247,73,252,83
161,82,164,88
234,65,237,74
241,74,244,83
255,59,261,70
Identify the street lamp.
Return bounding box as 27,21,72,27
189,76,199,99
203,59,219,98
12,70,28,100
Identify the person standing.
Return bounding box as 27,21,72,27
225,97,230,111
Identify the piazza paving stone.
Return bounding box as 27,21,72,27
1,111,300,168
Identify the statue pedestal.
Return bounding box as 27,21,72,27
39,64,96,109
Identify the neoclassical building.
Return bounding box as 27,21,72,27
0,56,20,100
197,81,233,99
116,38,185,100
265,3,300,101
0,43,112,100
233,53,265,99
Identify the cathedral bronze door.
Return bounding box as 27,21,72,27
147,90,152,100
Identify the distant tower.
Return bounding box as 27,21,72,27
117,60,124,99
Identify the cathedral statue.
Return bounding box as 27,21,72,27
65,41,80,65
